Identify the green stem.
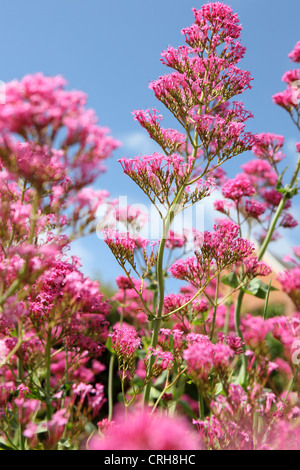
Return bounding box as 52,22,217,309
143,195,183,406
142,317,162,406
151,366,187,415
143,63,209,407
210,273,220,340
17,334,26,450
108,293,126,420
108,354,115,421
283,368,299,404
45,329,53,423
234,290,247,385
198,388,205,420
142,117,203,407
257,194,287,261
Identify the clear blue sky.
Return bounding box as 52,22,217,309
1,0,300,285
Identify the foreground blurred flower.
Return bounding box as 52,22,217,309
88,408,202,450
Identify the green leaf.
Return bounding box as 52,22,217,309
26,388,43,400
266,333,284,360
153,370,168,387
221,272,239,289
242,279,277,299
191,318,204,326
276,165,289,191
105,336,114,353
149,387,162,399
214,382,225,395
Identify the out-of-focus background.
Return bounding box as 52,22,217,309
1,0,300,286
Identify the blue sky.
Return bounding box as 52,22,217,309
1,0,300,285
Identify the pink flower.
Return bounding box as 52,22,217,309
278,267,300,309
241,315,273,349
273,87,299,109
288,41,300,62
115,275,133,290
170,221,255,285
214,199,232,215
222,175,256,201
245,199,266,219
145,347,174,378
243,257,272,277
183,336,234,383
110,324,141,360
252,132,285,157
218,333,244,355
0,339,9,364
103,230,141,269
88,409,202,450
280,212,298,228
282,69,300,85
242,158,278,183
165,230,188,249
0,73,120,187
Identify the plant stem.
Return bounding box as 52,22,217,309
108,292,126,420
143,193,183,406
16,320,25,450
142,63,210,407
283,368,299,404
108,354,115,421
234,290,247,385
198,388,205,420
45,329,53,423
142,317,162,407
210,273,220,340
257,194,287,261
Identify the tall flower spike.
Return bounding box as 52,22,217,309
109,325,141,379
127,2,256,192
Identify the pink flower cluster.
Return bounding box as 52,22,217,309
0,71,120,449
183,334,235,384
169,221,259,287
89,409,202,450
273,42,300,120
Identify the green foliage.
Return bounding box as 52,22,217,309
242,279,278,299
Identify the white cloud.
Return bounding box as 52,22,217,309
121,131,160,155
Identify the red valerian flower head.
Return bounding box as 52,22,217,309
288,41,300,62
88,408,202,450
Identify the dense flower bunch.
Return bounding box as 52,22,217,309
1,2,300,452
0,74,119,449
